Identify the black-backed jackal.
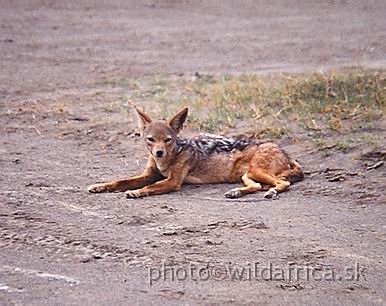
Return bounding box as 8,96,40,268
88,106,303,198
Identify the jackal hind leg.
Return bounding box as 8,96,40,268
224,173,263,198
247,170,290,199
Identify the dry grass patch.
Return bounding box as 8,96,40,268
105,70,385,141
171,70,385,134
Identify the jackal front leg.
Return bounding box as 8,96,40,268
88,158,163,193
125,164,189,198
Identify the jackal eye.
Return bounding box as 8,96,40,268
165,136,172,143
146,136,155,142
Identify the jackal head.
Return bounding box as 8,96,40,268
133,106,188,160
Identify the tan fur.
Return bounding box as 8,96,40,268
87,106,304,199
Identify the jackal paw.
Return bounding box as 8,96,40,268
125,190,143,198
87,183,109,193
225,188,242,199
263,188,278,199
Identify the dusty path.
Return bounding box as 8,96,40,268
1,1,385,305
2,0,386,99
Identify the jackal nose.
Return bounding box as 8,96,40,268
156,150,164,158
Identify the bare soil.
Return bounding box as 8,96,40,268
1,1,385,305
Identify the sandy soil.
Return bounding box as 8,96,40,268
0,1,385,305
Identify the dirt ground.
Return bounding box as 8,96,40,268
1,1,385,305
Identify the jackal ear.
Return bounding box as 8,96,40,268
168,107,188,133
133,105,152,131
